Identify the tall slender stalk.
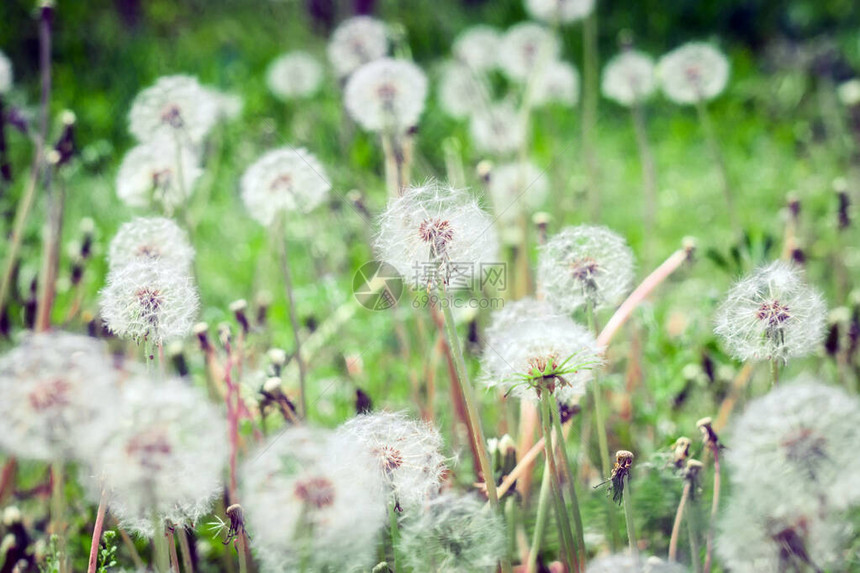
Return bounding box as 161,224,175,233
630,102,658,243
275,216,307,417
668,480,691,562
178,528,195,573
551,400,586,572
703,449,721,573
87,487,108,573
35,158,63,332
166,528,181,573
622,473,638,557
151,515,170,573
526,466,552,573
694,98,737,233
770,358,779,386
51,462,67,573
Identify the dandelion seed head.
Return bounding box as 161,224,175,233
586,553,687,573
92,375,227,537
338,411,446,510
108,217,194,273
242,427,386,572
437,62,488,119
538,225,635,313
469,101,525,156
657,42,730,104
487,162,549,227
374,182,499,290
240,147,331,227
266,52,324,100
205,88,243,121
399,492,506,572
0,51,12,94
714,261,826,362
499,23,560,82
531,60,580,107
328,16,389,78
452,26,502,72
602,51,657,106
128,75,219,144
344,58,428,133
837,79,860,107
116,139,202,210
0,333,119,461
100,258,199,344
525,0,595,23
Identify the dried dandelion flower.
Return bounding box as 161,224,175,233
725,381,860,511
328,16,389,78
338,411,446,511
100,258,199,345
602,51,657,106
266,51,324,100
108,216,194,273
657,42,730,105
398,493,506,572
91,375,227,537
241,427,386,573
0,333,119,461
438,62,490,119
452,26,502,73
481,298,601,402
0,51,12,94
525,0,595,23
714,261,826,363
487,161,549,227
531,60,580,107
240,147,331,227
499,23,560,82
116,139,202,210
538,225,635,313
374,182,499,290
469,101,525,156
128,75,219,144
344,58,428,133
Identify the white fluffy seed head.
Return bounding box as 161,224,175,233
481,298,601,402
714,261,827,363
487,161,549,229
657,42,730,104
266,51,324,100
241,427,386,573
725,381,860,512
0,333,119,462
399,492,506,572
538,225,636,313
116,139,202,210
525,0,595,23
100,258,199,344
108,216,194,273
586,554,687,573
205,88,243,121
374,182,500,290
469,101,525,156
240,147,331,227
602,50,657,106
531,60,580,107
128,75,219,144
437,62,489,119
344,58,428,133
452,26,502,72
328,16,389,78
499,23,560,82
338,411,446,511
91,375,227,537
0,51,12,94
837,79,860,107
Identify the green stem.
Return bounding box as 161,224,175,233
770,358,779,386
539,391,578,571
622,474,638,557
51,463,67,573
687,497,702,573
551,399,586,572
151,514,169,573
694,98,738,234
276,216,308,418
387,503,400,571
630,102,658,251
166,528,181,573
527,463,552,573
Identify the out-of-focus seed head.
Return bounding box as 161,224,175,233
837,78,860,107
487,161,549,230
344,58,428,133
525,0,595,23
327,16,389,78
452,26,502,73
531,60,580,107
128,75,219,144
0,50,12,94
499,23,560,82
602,50,657,106
108,216,194,274
116,137,202,212
657,42,730,105
437,61,489,119
469,101,525,156
266,52,324,100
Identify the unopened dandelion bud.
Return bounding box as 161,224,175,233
79,217,94,260
697,417,721,451
263,377,283,396
193,322,211,352
255,291,271,326
267,348,287,375
355,388,373,414
45,149,60,166
684,459,704,481
558,399,581,424
2,507,21,526
786,193,801,220
672,437,692,468
682,236,697,258
167,341,188,377
230,299,249,334
476,160,493,182
496,434,517,478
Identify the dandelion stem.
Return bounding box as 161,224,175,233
539,390,578,571
630,101,658,246
116,524,145,570
178,528,195,573
35,161,63,332
237,531,249,573
275,216,308,418
526,464,552,573
51,462,67,573
703,448,721,573
387,503,400,571
668,480,691,562
167,528,181,573
551,399,586,572
622,473,638,557
694,98,737,234
687,498,702,573
151,515,170,573
86,486,108,573
770,358,779,386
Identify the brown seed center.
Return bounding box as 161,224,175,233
294,476,336,509
28,378,72,412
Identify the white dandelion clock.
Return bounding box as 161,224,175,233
92,375,227,536
470,101,525,156
724,381,860,511
499,23,560,82
344,58,428,133
116,139,202,210
487,161,549,227
266,51,324,100
108,216,194,273
0,333,119,461
714,261,827,363
837,79,860,107
100,258,199,345
452,26,502,73
438,62,489,119
538,225,636,313
399,493,506,572
241,427,386,573
602,50,657,106
240,147,331,227
374,182,499,290
0,50,12,94
657,42,730,104
338,411,446,511
586,554,687,573
525,0,595,24
531,60,580,106
206,88,243,121
328,16,389,78
128,75,219,144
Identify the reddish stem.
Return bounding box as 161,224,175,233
87,488,107,573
